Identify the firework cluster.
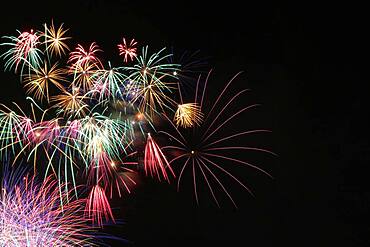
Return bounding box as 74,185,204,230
0,21,273,245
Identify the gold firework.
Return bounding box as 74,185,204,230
174,103,203,128
51,87,89,118
43,21,71,57
68,62,97,92
131,74,177,118
23,62,66,101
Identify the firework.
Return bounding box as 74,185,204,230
89,62,126,102
51,87,90,118
68,42,103,68
174,103,203,128
167,48,209,96
0,29,43,74
0,107,24,157
0,21,274,237
117,37,137,63
160,72,275,207
23,62,66,101
129,72,177,119
144,133,175,182
0,167,96,246
68,62,98,93
43,21,71,58
85,185,114,227
123,46,179,91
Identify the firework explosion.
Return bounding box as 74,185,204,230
0,20,273,244
0,165,96,246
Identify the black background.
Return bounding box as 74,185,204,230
0,1,368,246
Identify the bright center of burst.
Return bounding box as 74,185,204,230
110,161,115,167
173,71,177,75
191,150,195,154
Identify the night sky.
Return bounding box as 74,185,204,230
0,1,368,246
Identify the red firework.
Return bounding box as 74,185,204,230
117,37,137,63
85,184,115,227
68,42,103,68
144,133,176,183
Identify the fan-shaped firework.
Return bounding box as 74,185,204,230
68,42,103,68
174,103,203,128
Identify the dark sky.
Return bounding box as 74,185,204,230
0,1,368,246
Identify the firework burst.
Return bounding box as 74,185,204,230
0,30,43,75
90,62,126,102
51,87,90,118
43,21,71,58
68,42,103,68
0,166,96,246
23,62,66,101
144,133,175,182
174,103,203,128
117,37,137,63
160,72,275,207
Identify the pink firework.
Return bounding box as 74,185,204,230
88,150,136,195
117,37,137,62
33,119,61,146
0,173,95,246
85,185,115,227
68,42,103,68
14,30,40,70
144,133,176,183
